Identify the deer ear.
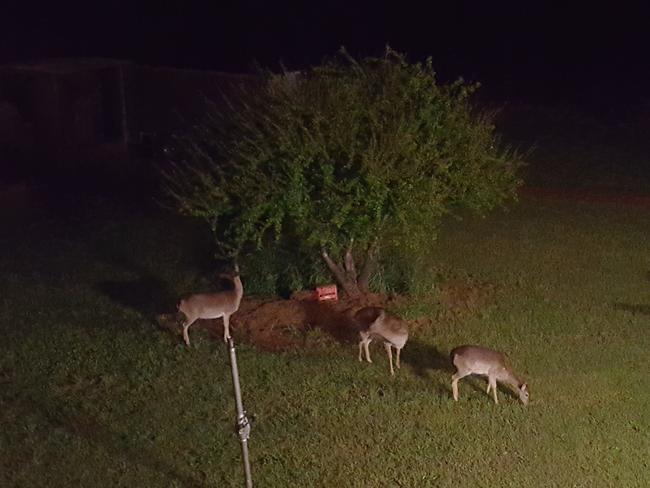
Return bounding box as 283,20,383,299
521,383,528,392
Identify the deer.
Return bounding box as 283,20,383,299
450,345,529,405
354,306,408,376
177,264,243,346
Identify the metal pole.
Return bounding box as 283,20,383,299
227,337,253,488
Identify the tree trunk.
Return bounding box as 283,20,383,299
357,251,376,293
355,238,379,293
321,248,362,297
321,242,379,298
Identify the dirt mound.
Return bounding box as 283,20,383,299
158,279,494,351
231,292,404,351
158,292,405,351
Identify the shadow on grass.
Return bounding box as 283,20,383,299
88,205,222,323
10,393,206,488
401,339,451,378
397,339,457,399
92,228,184,320
613,302,650,316
457,376,526,403
299,300,360,344
95,276,178,318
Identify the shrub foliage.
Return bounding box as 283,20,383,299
162,48,523,296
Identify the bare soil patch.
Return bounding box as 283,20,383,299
158,278,496,351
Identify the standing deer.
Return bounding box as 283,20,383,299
355,306,408,376
178,264,243,345
450,345,529,405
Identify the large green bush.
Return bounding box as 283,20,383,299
162,48,523,296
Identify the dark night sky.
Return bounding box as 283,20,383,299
2,1,650,111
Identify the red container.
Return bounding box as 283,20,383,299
315,284,338,301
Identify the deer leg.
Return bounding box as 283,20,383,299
451,371,470,401
395,347,401,369
358,332,368,362
384,342,394,376
182,319,196,347
222,314,231,342
489,377,499,404
486,381,491,394
364,337,373,363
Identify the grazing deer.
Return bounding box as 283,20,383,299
178,265,243,345
450,345,529,405
355,306,408,376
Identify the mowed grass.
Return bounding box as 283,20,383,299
1,196,649,487
495,105,650,191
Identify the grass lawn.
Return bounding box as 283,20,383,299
495,105,650,192
1,194,649,487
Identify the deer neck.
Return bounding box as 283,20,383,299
499,368,521,389
232,275,244,303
